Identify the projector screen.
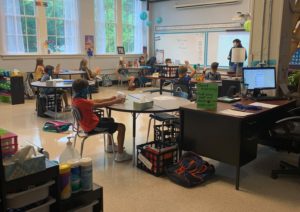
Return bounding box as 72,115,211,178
154,32,205,65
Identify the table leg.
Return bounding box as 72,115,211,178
160,79,164,95
132,112,137,166
36,87,40,111
54,88,57,120
235,165,240,190
107,109,111,118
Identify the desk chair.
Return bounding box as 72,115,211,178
266,115,300,179
146,85,188,143
280,83,300,104
72,107,115,157
117,69,129,87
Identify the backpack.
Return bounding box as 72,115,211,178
43,121,72,133
24,73,34,99
165,151,215,188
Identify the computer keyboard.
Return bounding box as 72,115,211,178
251,96,288,101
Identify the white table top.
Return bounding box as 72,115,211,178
31,80,95,88
106,93,190,113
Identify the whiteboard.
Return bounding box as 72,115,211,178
207,31,250,67
154,33,205,65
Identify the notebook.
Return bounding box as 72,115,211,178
217,96,241,103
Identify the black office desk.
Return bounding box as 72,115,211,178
179,99,296,190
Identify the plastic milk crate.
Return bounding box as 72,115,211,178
46,94,62,112
154,124,180,143
0,129,18,157
136,141,178,176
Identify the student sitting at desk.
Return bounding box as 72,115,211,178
139,55,146,66
165,58,172,65
177,61,196,83
79,58,101,81
72,79,132,162
115,59,136,90
33,58,44,81
205,62,221,81
174,61,196,99
33,58,60,81
40,65,71,111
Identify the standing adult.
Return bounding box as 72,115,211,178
227,39,247,73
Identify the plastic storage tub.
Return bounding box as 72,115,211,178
71,200,99,212
27,197,56,212
6,180,54,208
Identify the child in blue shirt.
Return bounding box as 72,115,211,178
40,65,71,111
205,62,221,81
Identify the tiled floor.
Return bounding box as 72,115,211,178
1,85,300,212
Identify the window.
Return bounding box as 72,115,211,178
46,0,65,53
2,0,37,53
46,0,79,53
122,0,143,54
95,0,144,54
95,0,117,54
1,0,79,54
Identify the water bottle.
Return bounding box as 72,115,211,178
196,64,201,72
59,138,81,164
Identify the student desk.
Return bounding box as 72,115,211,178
179,99,296,190
144,75,178,95
106,93,190,165
31,81,95,118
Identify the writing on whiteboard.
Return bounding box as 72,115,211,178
155,33,205,65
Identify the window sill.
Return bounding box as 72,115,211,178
0,53,143,60
0,54,85,60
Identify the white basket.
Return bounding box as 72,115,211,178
27,197,56,212
6,180,54,209
71,200,99,212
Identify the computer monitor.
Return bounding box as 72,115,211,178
221,80,241,97
242,67,276,90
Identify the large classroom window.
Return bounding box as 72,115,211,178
95,0,143,54
95,0,117,54
1,0,79,54
122,0,143,54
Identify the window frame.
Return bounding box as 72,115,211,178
94,0,144,55
1,0,80,55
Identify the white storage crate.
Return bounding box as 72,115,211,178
6,180,54,208
71,200,99,212
27,197,56,212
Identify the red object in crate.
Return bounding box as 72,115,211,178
0,130,18,156
137,141,178,176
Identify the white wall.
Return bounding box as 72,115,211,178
149,0,251,55
0,0,143,76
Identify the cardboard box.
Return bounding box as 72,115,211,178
133,101,154,110
45,80,56,86
3,154,46,181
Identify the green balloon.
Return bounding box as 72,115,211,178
244,20,251,32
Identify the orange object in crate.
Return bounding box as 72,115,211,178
0,129,18,157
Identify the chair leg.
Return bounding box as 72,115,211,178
108,134,116,159
103,134,107,151
146,117,153,143
162,121,165,142
80,137,88,157
73,134,78,147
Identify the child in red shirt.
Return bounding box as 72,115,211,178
72,79,131,162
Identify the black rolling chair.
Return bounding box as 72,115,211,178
72,106,115,157
265,115,300,179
